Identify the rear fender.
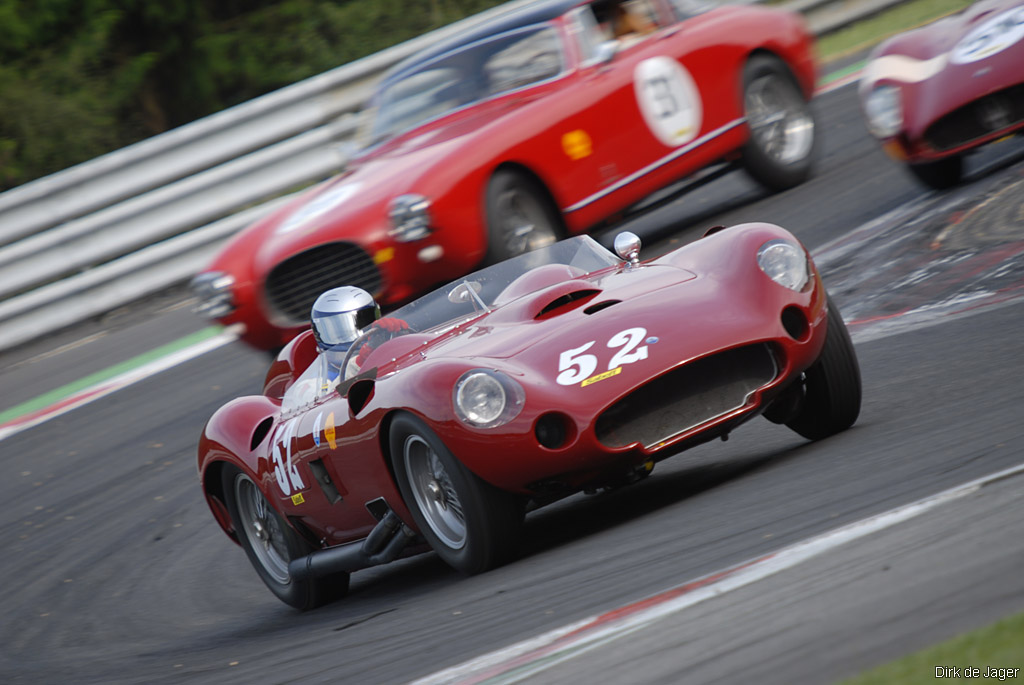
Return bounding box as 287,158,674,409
198,394,281,541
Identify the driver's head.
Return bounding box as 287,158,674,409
311,286,380,357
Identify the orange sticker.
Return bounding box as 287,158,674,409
562,130,593,160
325,411,337,449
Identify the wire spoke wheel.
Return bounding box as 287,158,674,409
485,170,563,265
235,475,292,584
494,187,558,256
745,74,814,166
403,434,468,550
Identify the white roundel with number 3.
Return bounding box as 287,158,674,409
634,56,702,147
557,327,649,386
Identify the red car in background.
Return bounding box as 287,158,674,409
192,0,818,351
859,0,1024,189
197,225,861,609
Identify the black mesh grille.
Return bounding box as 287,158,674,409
595,344,777,449
924,83,1024,152
264,242,382,324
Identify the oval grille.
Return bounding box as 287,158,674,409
264,242,382,324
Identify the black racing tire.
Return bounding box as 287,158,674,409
389,413,524,575
221,465,349,610
786,299,862,440
483,169,564,265
907,156,962,190
739,55,818,192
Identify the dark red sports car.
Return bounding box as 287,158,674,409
859,0,1024,188
192,0,818,350
197,224,860,609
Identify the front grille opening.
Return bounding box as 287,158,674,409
595,344,777,449
924,83,1024,151
265,242,382,325
781,306,809,341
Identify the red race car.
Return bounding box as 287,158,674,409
859,0,1024,189
197,224,860,609
192,0,818,351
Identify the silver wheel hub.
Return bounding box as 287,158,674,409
746,74,814,165
403,435,467,550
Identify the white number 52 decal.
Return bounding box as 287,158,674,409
557,327,649,386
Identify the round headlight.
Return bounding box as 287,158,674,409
388,194,432,242
864,85,902,139
757,239,809,291
453,370,524,428
190,271,236,318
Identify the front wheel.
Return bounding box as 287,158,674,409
389,413,524,574
786,300,862,440
484,170,563,265
740,55,818,191
221,465,348,610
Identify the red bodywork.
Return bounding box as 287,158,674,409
859,0,1024,163
198,222,827,553
197,0,815,350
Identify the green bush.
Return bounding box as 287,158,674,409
0,0,506,191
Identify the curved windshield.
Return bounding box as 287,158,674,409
359,23,564,146
391,235,619,334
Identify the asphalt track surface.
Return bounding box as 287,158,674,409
2,78,1024,684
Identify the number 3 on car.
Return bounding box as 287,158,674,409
557,327,649,386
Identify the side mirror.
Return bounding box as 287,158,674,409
614,231,642,267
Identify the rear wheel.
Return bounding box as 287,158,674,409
389,413,524,574
786,300,862,440
484,170,563,264
222,465,348,610
907,156,962,190
740,55,818,191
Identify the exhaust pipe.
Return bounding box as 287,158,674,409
289,510,417,582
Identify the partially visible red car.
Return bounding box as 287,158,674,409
193,0,818,350
859,0,1024,189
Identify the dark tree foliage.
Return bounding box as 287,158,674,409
0,0,505,191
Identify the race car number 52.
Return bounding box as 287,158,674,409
557,327,649,386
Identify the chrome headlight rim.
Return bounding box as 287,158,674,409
190,271,236,318
388,194,432,242
453,369,525,429
864,84,903,139
757,239,810,292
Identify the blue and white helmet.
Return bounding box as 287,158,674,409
310,286,380,352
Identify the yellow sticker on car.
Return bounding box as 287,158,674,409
582,366,622,387
562,129,593,160
291,493,306,505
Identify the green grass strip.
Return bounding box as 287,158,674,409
818,0,975,62
843,610,1024,684
0,325,224,426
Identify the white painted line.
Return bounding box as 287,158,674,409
412,461,1024,685
0,325,241,444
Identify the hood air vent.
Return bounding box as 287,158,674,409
584,299,621,315
536,289,600,319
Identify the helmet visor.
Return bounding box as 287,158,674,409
312,305,379,346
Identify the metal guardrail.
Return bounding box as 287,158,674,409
0,0,892,353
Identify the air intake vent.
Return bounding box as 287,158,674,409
536,289,600,318
265,242,382,325
584,300,621,315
